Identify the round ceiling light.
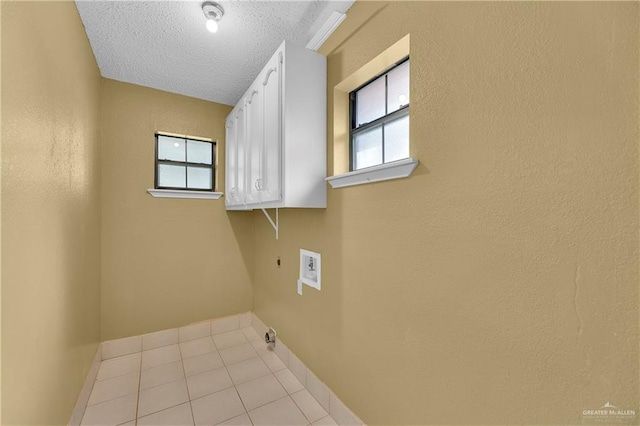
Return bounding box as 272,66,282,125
202,2,224,33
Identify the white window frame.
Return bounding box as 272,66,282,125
349,58,410,171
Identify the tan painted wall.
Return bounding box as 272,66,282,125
1,3,4,423
1,2,102,424
252,2,639,424
100,79,253,340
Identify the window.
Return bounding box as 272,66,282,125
155,134,215,191
350,58,409,171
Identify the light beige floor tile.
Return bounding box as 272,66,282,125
137,402,194,426
180,336,216,359
118,422,136,426
240,327,261,342
88,372,139,406
291,389,327,423
260,351,287,373
249,339,265,351
142,344,181,369
183,351,224,376
138,378,189,417
250,342,272,361
140,360,185,390
217,413,252,426
86,325,352,426
186,367,234,399
236,374,288,411
191,388,246,426
248,396,308,426
311,416,338,426
227,357,271,385
81,393,137,425
274,369,304,394
219,343,259,365
96,353,141,381
213,330,248,350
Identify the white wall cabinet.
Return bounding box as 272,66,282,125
225,40,326,211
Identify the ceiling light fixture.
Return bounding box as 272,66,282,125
202,2,224,33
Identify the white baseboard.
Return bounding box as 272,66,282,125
251,313,365,426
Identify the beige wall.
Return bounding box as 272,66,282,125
252,2,639,424
1,2,102,424
1,1,638,424
100,79,253,340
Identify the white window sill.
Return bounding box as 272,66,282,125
147,189,223,199
326,158,419,189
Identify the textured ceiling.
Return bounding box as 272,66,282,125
75,0,354,105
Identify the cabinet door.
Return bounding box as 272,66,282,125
260,51,282,203
225,114,238,206
245,85,263,204
235,104,247,204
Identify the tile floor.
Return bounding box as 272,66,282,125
81,327,337,426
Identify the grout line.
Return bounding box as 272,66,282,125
231,383,253,424
219,335,288,420
177,342,197,425
135,375,191,418
290,388,327,425
236,373,291,412
135,347,190,420
77,353,104,424
136,362,185,394
134,349,142,425
84,376,140,408
289,392,313,424
137,398,190,420
227,358,272,387
76,350,141,423
219,354,253,425
95,353,141,382
180,341,218,362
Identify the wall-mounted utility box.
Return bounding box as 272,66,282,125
298,249,321,294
